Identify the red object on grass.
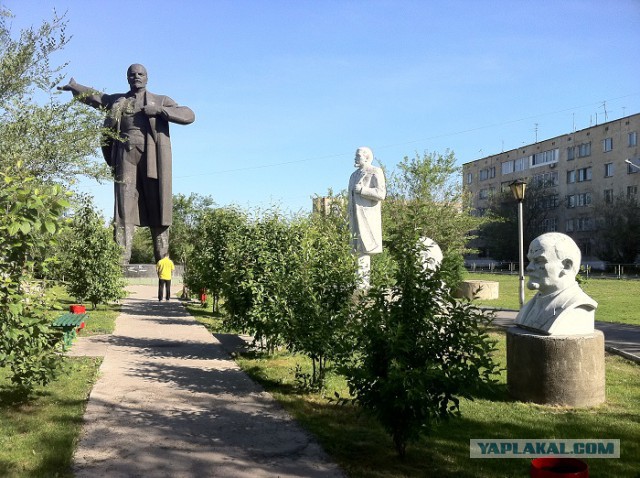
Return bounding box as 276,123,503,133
530,458,588,478
70,304,86,314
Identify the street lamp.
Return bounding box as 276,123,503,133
509,179,527,308
625,159,640,171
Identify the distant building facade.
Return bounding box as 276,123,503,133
312,196,344,216
463,113,640,260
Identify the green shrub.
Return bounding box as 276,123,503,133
0,172,69,392
342,228,500,457
286,213,358,387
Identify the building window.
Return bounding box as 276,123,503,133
501,161,514,175
627,161,639,174
567,193,591,208
477,188,495,200
577,142,591,158
466,172,473,184
603,137,613,152
531,148,559,167
629,131,637,147
577,167,592,182
474,208,486,217
576,217,593,232
565,219,574,232
537,194,559,209
514,156,529,172
566,170,576,184
604,163,614,177
604,189,613,204
533,171,559,188
628,185,638,198
576,192,592,207
579,240,592,256
479,167,495,181
541,217,558,232
567,146,575,161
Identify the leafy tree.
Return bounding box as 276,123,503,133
62,197,126,309
384,150,482,288
0,9,109,185
130,227,154,264
341,218,499,457
170,193,215,266
222,210,301,352
478,180,556,261
0,8,112,394
593,194,640,263
0,170,70,392
184,206,246,311
286,212,358,387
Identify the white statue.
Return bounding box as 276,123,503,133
418,237,443,273
348,146,386,288
515,232,597,335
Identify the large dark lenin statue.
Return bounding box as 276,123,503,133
60,64,195,263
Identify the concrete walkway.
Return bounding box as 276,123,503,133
68,285,345,478
490,309,640,362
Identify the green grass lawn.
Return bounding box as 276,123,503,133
187,302,640,477
238,336,640,478
464,272,640,326
0,285,119,476
46,284,120,335
2,284,638,477
0,357,102,478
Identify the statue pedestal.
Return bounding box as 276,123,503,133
454,279,499,300
506,327,605,407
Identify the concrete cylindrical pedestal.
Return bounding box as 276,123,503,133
507,327,605,407
454,280,499,300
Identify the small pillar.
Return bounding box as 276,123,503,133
506,327,605,407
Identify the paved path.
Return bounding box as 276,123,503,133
490,309,640,362
68,285,344,478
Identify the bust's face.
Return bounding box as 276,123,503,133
127,64,148,92
526,237,573,294
354,148,372,169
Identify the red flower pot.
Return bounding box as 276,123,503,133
530,458,588,478
70,304,86,314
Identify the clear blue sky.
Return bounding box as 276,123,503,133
7,0,640,218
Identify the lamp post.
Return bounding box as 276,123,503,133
625,158,640,171
509,179,527,308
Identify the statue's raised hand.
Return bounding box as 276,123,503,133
57,78,77,92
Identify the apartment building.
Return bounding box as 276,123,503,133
463,113,640,260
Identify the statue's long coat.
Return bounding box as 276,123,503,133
81,89,194,226
348,165,386,254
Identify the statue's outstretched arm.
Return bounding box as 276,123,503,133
58,78,107,109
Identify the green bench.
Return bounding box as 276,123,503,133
52,312,86,349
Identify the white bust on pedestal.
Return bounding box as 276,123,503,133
348,146,386,289
418,237,443,273
515,232,597,335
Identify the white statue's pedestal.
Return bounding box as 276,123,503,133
454,280,499,300
506,327,605,407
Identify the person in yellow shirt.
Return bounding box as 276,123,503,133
156,254,175,301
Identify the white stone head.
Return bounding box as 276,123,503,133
418,237,443,273
526,232,580,295
354,147,374,169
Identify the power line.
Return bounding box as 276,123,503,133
90,92,640,182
